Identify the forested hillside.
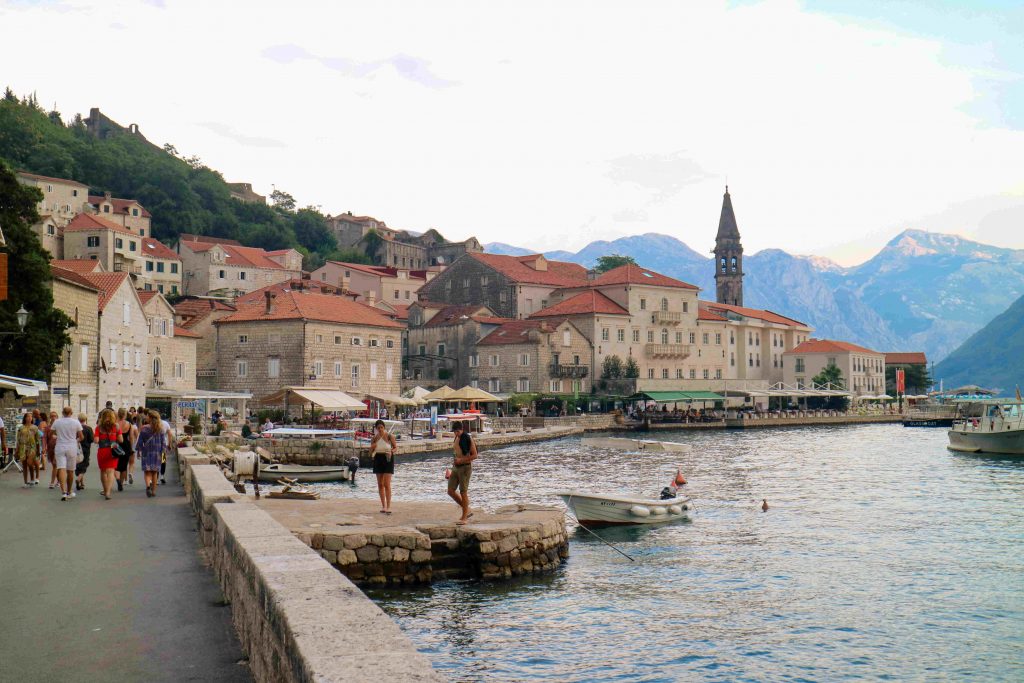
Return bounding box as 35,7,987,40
0,90,354,268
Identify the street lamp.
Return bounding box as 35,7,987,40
16,305,28,331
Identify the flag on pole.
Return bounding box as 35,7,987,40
896,368,905,394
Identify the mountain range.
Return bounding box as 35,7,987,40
486,229,1024,366
933,292,1024,393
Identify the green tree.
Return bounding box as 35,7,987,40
595,254,637,273
270,188,297,212
811,363,845,389
624,356,640,378
601,354,624,379
0,161,73,379
885,364,932,395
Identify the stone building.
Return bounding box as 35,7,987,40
227,182,266,204
417,252,590,319
139,237,183,294
139,291,197,393
89,193,152,238
714,186,745,307
62,214,181,293
783,339,886,396
474,318,593,395
80,271,150,409
697,302,811,384
310,261,434,306
213,289,403,401
47,265,101,415
326,212,482,269
404,303,506,386
173,297,238,390
177,234,303,297
15,172,91,257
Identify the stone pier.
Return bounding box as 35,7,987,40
255,498,569,585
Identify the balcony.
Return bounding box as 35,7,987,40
652,310,682,325
550,363,589,379
644,343,691,359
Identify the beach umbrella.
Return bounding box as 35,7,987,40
423,385,456,402
448,386,502,402
403,386,431,405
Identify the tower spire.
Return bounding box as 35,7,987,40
713,186,744,306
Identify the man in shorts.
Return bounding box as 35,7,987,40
447,421,478,525
51,406,83,502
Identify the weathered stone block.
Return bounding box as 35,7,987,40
416,536,431,550
369,534,385,546
323,535,347,551
337,549,357,566
397,535,418,550
364,562,385,577
343,534,368,549
311,533,325,549
378,547,394,563
321,550,337,564
356,545,380,563
497,535,519,553
410,550,431,563
478,541,496,555
392,547,409,562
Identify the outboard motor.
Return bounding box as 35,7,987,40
346,456,360,483
660,486,678,500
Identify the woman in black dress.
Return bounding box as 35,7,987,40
370,419,398,514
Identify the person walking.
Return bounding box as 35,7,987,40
52,406,83,502
15,413,40,487
159,414,172,485
94,409,122,500
115,408,136,491
448,421,478,525
370,419,398,514
44,410,58,489
135,410,166,498
76,414,94,491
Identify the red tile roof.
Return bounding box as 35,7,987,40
698,308,728,321
173,326,201,339
136,290,159,305
179,233,243,246
17,171,88,188
423,304,498,328
885,352,927,365
323,261,387,277
173,298,237,328
51,266,102,292
235,279,357,304
589,263,698,290
182,238,296,270
88,195,151,218
384,303,410,321
51,259,103,274
80,272,131,311
142,238,180,261
477,318,567,346
216,290,405,328
64,212,136,236
699,301,807,328
785,339,882,355
466,253,589,287
530,290,629,318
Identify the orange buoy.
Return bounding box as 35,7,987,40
674,469,687,486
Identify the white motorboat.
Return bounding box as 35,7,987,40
947,400,1024,455
261,427,354,439
555,490,692,526
582,436,692,453
256,462,353,483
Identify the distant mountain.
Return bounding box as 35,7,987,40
484,242,535,256
933,293,1024,393
486,228,1024,362
825,229,1024,362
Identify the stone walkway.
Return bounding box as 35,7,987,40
0,454,251,682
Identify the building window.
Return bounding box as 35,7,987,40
550,380,561,392
239,271,247,281
132,208,139,217
647,368,655,379
417,343,426,356
617,329,625,342
437,343,446,357
153,358,161,378
517,378,530,392
730,352,735,367
716,333,722,345
218,270,225,279
268,357,280,378
238,335,248,343
146,261,154,272
795,358,805,373
689,369,696,379
386,364,393,380
115,238,124,249
237,360,248,377
662,368,669,378
601,328,609,341
370,363,377,379
129,241,137,252
563,330,571,347
490,354,499,367
676,368,683,378
689,332,696,344
647,330,654,343
171,263,179,274
640,298,646,310
87,236,100,247
662,330,670,344
632,330,640,342
828,356,836,366
80,345,89,371
333,361,342,377
702,333,709,345
156,262,164,273
481,275,489,286
351,364,360,388
335,335,342,344
675,331,683,344
157,285,164,294
386,338,394,349
144,283,152,291
469,354,479,367
519,353,530,366
703,369,710,379
122,302,131,326
314,360,323,377
748,353,753,367
175,362,185,379
660,298,668,311
351,337,362,346
369,338,379,347
682,301,688,313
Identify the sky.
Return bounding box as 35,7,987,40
2,0,1023,266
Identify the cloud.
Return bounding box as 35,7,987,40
612,208,649,223
198,122,285,148
606,152,710,201
261,43,458,89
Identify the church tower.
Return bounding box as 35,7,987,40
714,186,744,306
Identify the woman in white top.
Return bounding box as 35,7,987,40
369,420,398,514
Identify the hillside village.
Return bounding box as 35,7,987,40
10,164,930,419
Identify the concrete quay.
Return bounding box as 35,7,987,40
256,498,569,584
724,414,903,428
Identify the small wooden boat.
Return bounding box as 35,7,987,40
555,490,692,526
582,437,691,453
256,463,351,483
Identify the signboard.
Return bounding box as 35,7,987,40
52,387,69,395
177,400,203,409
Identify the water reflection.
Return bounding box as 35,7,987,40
348,425,1022,681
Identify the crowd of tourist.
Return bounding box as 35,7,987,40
3,402,173,501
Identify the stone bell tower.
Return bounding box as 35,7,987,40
713,186,744,306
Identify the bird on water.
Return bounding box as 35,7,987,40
761,499,769,512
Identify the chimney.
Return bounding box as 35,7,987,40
264,291,275,314
365,291,376,306
104,191,112,201
586,269,597,281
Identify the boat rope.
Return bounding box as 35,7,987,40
566,494,636,562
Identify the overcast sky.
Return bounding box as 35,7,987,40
3,0,1023,265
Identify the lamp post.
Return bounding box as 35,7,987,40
0,304,29,337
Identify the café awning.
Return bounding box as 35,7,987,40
0,373,48,397
259,387,366,411
448,386,502,402
630,391,725,403
365,392,418,407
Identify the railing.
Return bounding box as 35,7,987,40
196,368,218,377
644,343,691,358
550,363,588,379
652,310,682,325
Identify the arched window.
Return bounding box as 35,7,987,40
153,358,161,378
661,329,669,344
720,257,726,273
731,256,738,272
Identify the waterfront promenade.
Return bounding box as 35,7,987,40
0,457,252,682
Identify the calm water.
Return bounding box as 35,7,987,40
316,425,1024,682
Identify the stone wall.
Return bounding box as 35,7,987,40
182,457,442,682
48,277,100,415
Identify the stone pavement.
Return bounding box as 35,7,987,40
0,454,252,682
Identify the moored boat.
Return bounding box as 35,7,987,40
947,400,1024,455
256,462,353,483
555,490,692,526
582,436,691,453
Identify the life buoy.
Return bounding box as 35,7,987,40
629,505,651,517
650,506,668,516
668,505,682,515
